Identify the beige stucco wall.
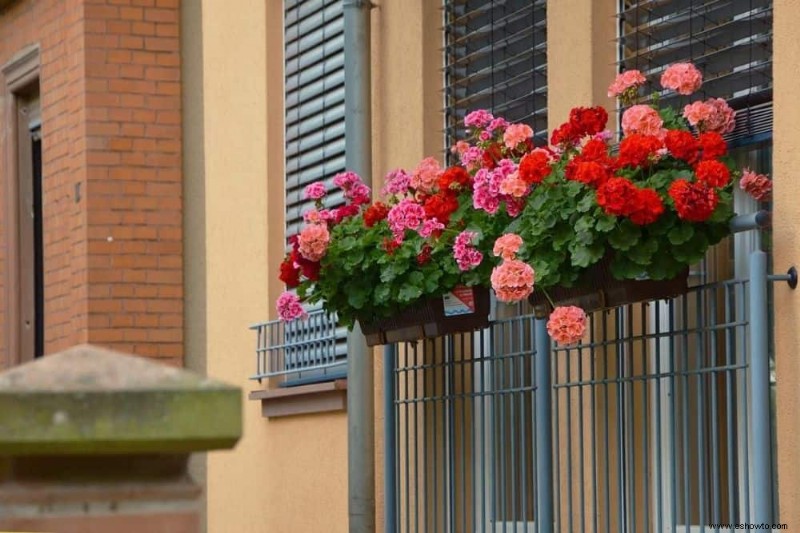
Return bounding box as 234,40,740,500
773,0,800,527
184,0,447,531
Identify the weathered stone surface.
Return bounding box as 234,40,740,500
0,345,241,455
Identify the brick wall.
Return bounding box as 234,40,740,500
0,0,183,368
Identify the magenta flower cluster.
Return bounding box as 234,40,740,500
453,230,483,271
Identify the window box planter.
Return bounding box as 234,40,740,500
528,256,689,319
359,286,491,346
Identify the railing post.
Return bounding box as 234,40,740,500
383,344,397,533
535,318,553,533
749,249,774,524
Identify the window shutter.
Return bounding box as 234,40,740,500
618,0,773,145
283,0,348,382
444,0,548,149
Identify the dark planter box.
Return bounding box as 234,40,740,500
528,258,689,319
359,286,491,346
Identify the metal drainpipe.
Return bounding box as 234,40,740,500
343,1,374,532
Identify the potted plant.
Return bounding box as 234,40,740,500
275,62,771,347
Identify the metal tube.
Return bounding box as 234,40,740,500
534,319,553,533
343,1,374,532
729,210,771,234
749,250,774,524
384,344,396,533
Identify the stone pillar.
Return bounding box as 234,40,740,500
0,344,241,532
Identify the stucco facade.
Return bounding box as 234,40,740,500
181,0,800,531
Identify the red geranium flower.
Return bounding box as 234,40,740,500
569,106,609,137
333,204,360,224
664,129,698,163
596,176,638,216
616,134,662,168
423,193,459,225
580,139,611,162
482,143,503,169
438,166,472,192
382,237,401,255
518,150,552,184
669,179,719,222
416,244,432,265
550,122,580,147
694,159,730,187
279,256,301,288
697,132,727,160
628,188,665,225
363,201,390,228
566,160,610,187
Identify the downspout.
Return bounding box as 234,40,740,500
343,1,375,532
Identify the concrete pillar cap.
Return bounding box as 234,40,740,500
0,345,241,455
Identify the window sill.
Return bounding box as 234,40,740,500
248,379,347,418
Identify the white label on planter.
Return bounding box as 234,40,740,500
443,286,476,316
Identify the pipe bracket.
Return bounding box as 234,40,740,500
767,266,798,289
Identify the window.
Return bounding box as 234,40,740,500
618,1,773,528
444,0,548,150
618,0,772,147
280,0,347,385
3,45,42,366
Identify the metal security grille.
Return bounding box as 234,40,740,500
618,0,773,145
391,273,775,532
280,0,347,383
443,0,548,148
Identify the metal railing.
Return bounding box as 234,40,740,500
389,274,773,532
250,309,346,384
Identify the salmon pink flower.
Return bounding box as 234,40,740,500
621,105,664,137
297,223,330,262
608,69,646,99
411,157,442,194
493,233,523,261
683,98,735,134
739,169,772,202
546,306,587,345
660,63,703,95
503,123,533,149
491,259,535,302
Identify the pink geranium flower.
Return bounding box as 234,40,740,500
464,109,494,129
387,199,426,241
660,63,703,95
453,230,483,271
546,305,587,345
304,182,326,200
683,98,736,135
410,157,442,194
498,172,529,198
503,123,533,149
739,169,772,202
297,223,330,262
277,291,307,321
382,169,411,197
490,259,535,302
418,218,445,238
621,104,664,137
608,69,646,98
492,233,523,261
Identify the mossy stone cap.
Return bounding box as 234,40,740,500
0,344,241,455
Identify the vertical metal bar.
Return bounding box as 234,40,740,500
343,0,374,530
385,344,397,533
534,318,553,533
749,250,774,524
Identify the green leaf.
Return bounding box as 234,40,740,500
595,214,616,233
569,241,604,268
667,224,694,245
608,220,641,251
397,283,423,303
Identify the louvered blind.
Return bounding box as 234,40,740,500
618,0,773,145
444,0,548,149
283,0,347,382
